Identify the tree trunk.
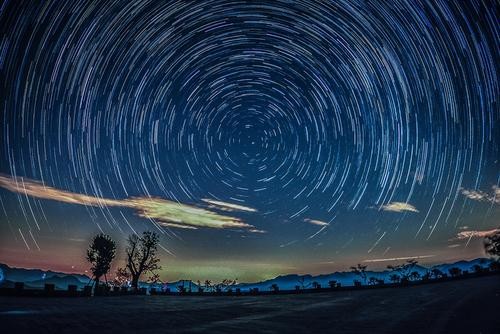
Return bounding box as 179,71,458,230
94,276,101,295
131,275,140,290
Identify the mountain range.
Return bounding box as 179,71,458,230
0,258,494,291
235,258,494,291
0,263,91,289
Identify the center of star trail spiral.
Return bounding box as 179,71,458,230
0,0,498,278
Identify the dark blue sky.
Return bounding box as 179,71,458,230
0,0,498,282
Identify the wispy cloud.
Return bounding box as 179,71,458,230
363,255,435,263
248,228,267,234
279,240,298,248
126,197,253,230
380,202,419,213
201,198,257,212
302,219,330,241
0,175,260,232
303,218,330,226
455,228,500,240
460,186,500,204
0,175,124,207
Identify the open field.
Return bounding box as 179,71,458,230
1,275,499,333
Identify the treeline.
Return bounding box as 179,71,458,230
85,229,500,295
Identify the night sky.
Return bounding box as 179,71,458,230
0,0,498,282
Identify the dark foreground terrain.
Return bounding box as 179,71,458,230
1,275,499,334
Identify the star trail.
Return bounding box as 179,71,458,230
0,0,498,282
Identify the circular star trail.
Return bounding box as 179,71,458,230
0,0,498,272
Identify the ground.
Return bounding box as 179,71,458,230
1,275,499,333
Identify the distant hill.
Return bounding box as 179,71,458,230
0,258,494,291
0,263,91,289
148,258,495,292
27,275,88,289
234,258,494,291
433,258,492,273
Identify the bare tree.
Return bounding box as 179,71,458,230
204,280,212,292
215,279,237,292
484,230,500,258
297,276,310,290
387,259,418,281
114,267,130,287
148,272,162,290
125,231,161,290
86,234,116,293
350,263,368,284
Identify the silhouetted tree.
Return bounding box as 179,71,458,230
297,276,310,289
148,272,162,290
312,281,321,289
114,267,131,287
350,264,368,284
125,231,161,290
270,283,279,292
204,280,212,292
215,279,237,292
368,277,378,285
484,231,500,258
387,259,418,281
86,234,116,293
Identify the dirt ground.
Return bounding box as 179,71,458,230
1,274,499,333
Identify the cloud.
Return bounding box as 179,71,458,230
460,186,500,204
363,255,435,263
380,202,419,213
126,197,253,230
455,228,500,240
201,198,257,212
460,189,489,201
303,218,330,226
0,174,260,232
279,240,298,248
0,175,124,207
248,228,267,234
